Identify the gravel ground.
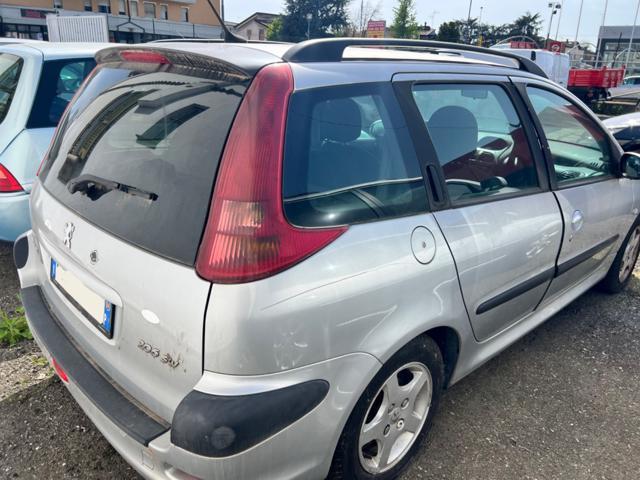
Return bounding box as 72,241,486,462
1,240,639,480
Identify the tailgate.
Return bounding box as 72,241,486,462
31,184,211,422
29,49,250,421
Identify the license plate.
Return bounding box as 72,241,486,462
50,258,115,338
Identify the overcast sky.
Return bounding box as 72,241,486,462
223,0,639,46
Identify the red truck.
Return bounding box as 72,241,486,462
568,66,626,103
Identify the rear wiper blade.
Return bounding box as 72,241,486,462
67,174,158,201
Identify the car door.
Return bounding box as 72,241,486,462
393,74,563,342
514,78,637,301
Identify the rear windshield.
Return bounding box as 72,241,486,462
40,60,248,265
0,53,23,124
27,58,96,129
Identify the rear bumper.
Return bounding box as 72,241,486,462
0,191,30,242
17,232,381,480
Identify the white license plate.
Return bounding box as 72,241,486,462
50,258,114,338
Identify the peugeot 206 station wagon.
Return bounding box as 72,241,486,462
14,38,640,480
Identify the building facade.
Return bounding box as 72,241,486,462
233,12,278,41
597,25,640,68
0,0,222,42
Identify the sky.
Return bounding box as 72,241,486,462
223,0,640,47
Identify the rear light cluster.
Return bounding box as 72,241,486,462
196,63,347,284
0,164,22,193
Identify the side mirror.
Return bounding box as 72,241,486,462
621,152,640,179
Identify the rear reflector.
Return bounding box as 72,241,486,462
120,50,171,65
196,63,347,284
52,358,69,383
0,164,22,193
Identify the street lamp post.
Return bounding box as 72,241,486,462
625,0,640,68
596,0,610,67
574,0,584,46
466,0,473,43
546,3,561,49
554,0,564,40
306,13,312,40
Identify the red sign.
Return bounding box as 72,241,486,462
367,20,386,38
20,9,47,18
546,40,566,53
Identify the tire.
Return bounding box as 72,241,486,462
328,336,444,480
598,219,640,294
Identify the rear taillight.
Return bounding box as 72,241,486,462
0,164,22,192
196,63,347,284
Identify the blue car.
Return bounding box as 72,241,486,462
0,42,105,242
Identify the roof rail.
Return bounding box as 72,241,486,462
282,38,548,79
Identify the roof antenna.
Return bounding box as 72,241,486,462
205,0,247,43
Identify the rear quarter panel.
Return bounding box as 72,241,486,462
203,214,473,376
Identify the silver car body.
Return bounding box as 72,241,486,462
15,42,640,480
0,42,108,241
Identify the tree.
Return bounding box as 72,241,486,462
509,12,542,40
437,21,461,43
349,0,382,37
266,16,283,41
482,23,511,47
391,0,418,39
278,0,350,42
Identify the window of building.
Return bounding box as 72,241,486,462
159,4,168,19
84,0,92,11
129,0,138,16
143,2,155,17
53,0,63,9
526,87,613,185
412,83,539,204
283,83,427,227
98,2,111,13
118,0,126,14
246,29,253,40
180,7,188,22
259,29,265,40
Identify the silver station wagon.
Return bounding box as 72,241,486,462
14,38,640,480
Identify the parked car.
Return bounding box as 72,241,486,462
603,111,640,152
608,75,640,99
14,39,640,480
0,42,105,242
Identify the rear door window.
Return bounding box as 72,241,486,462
27,58,96,128
412,83,539,204
0,53,23,124
283,83,427,227
40,60,248,265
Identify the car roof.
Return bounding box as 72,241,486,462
0,42,112,60
99,40,541,79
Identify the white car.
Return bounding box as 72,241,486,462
608,75,640,99
0,42,109,242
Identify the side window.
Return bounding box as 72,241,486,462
27,59,96,129
283,84,428,227
526,87,613,184
412,84,539,204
